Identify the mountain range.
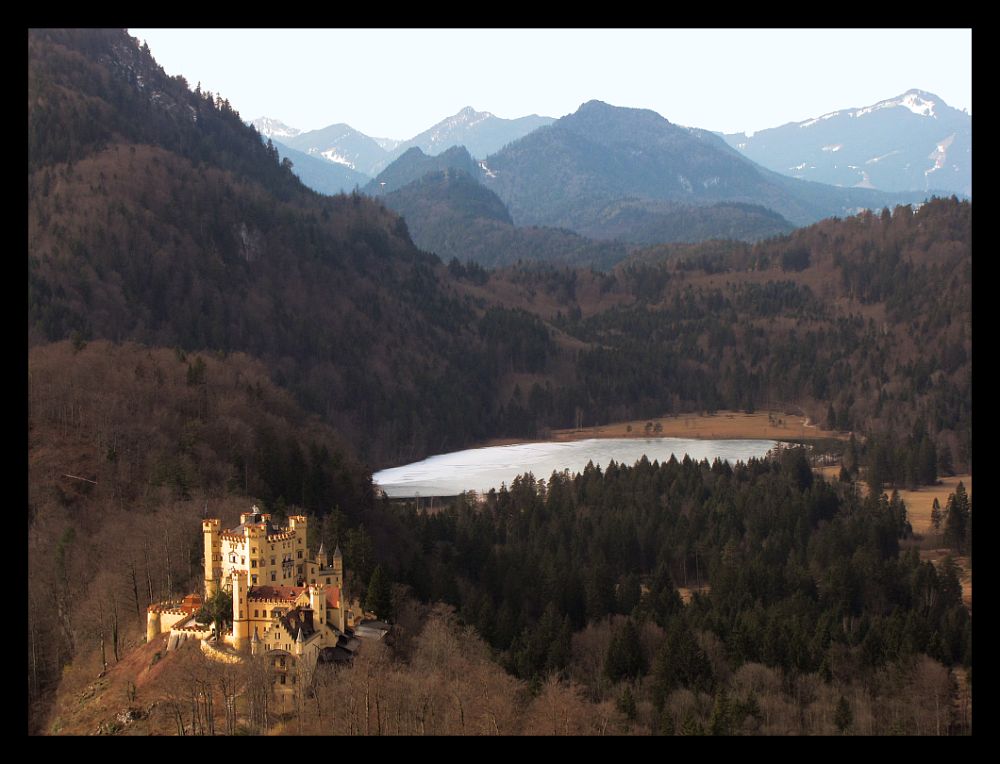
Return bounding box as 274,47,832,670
251,93,963,264
722,89,971,196
361,100,935,263
252,107,555,189
478,100,934,233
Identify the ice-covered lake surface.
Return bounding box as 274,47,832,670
373,437,779,498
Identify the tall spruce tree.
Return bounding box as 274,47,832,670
365,564,393,621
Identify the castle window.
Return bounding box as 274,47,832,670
271,572,276,582
251,560,257,568
252,575,258,585
280,675,286,684
297,550,302,559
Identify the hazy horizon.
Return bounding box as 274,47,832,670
128,28,972,140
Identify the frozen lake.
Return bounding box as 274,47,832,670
373,437,779,498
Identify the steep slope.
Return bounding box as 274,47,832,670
481,100,931,234
28,28,501,467
723,89,971,196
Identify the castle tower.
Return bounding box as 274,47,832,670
309,585,326,630
146,607,161,643
295,626,304,656
232,569,249,651
316,541,326,567
202,519,221,599
332,545,343,589
288,515,308,540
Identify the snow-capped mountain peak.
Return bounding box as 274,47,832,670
250,116,301,139
852,90,938,119
449,107,494,129
722,88,969,197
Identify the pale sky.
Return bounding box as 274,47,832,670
129,28,972,140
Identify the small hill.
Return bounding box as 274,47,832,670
384,168,632,270
365,145,480,195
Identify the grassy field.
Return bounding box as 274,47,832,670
811,468,972,537
895,474,973,537
547,410,848,443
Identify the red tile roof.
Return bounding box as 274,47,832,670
247,585,304,603
326,587,341,609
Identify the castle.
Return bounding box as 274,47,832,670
146,507,383,700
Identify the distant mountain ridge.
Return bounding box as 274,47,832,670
250,116,301,140
367,140,790,267
253,106,556,191
479,99,932,237
722,89,971,196
280,122,390,177
394,107,554,161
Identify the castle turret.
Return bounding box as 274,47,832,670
146,607,161,643
332,545,343,589
289,515,308,539
232,570,249,651
203,519,221,599
309,585,326,630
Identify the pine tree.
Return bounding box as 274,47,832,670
605,618,647,682
680,709,704,736
365,564,393,621
708,689,732,736
658,708,676,736
616,685,637,721
930,497,943,534
834,695,852,735
944,482,970,553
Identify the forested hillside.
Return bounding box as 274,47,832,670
29,29,971,477
28,29,971,736
27,341,378,731
28,28,503,466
